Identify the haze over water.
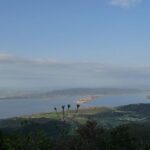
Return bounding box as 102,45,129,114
0,88,149,119
0,0,150,118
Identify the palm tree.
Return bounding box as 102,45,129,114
76,104,80,113
62,105,65,121
67,104,71,111
54,107,57,113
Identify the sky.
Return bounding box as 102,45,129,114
0,0,150,91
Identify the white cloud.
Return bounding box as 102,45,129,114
0,53,150,89
109,0,142,8
0,53,58,64
0,53,16,61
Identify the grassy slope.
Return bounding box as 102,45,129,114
0,103,150,130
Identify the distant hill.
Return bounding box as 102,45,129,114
0,88,141,100
46,88,141,96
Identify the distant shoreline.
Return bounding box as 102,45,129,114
76,95,104,104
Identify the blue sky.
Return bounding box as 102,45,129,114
0,0,150,90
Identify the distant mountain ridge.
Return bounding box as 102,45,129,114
0,88,141,100
47,88,140,96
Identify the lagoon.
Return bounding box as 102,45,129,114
0,92,149,119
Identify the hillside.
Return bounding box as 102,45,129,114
0,103,150,130
0,103,150,149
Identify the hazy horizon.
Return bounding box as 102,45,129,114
0,0,150,92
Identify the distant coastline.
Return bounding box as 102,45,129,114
146,96,150,99
0,88,141,100
76,95,104,104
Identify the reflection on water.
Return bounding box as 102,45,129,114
0,93,149,119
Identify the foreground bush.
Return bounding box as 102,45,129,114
0,120,150,150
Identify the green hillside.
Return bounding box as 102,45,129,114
0,103,150,130
0,103,150,150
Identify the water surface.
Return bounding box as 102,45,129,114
0,92,149,119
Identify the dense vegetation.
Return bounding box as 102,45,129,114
0,103,150,150
0,121,150,150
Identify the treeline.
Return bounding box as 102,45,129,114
0,120,150,150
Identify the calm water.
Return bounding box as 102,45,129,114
0,93,149,119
